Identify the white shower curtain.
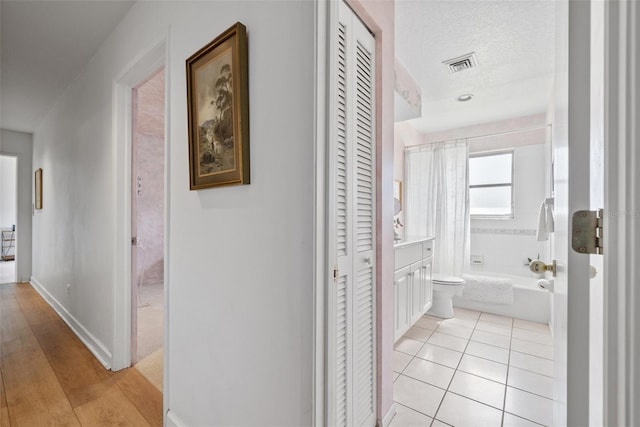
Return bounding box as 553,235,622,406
405,141,470,276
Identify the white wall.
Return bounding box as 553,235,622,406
32,1,315,425
0,155,17,228
469,144,550,276
0,129,33,282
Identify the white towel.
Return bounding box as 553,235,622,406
536,201,548,241
545,202,555,232
536,200,555,241
461,274,514,304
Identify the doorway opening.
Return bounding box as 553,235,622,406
0,154,18,284
391,1,559,425
130,67,165,392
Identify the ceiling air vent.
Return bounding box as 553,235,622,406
443,52,478,73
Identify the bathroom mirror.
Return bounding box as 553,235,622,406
393,180,402,215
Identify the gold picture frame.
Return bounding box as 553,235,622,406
186,22,250,190
35,168,43,209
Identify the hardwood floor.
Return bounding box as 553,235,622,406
0,283,162,426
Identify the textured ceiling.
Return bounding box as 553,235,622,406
0,1,554,135
0,0,134,133
395,0,556,133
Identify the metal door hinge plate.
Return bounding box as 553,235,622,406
572,209,604,254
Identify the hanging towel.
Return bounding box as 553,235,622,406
461,274,514,304
536,201,548,241
545,202,555,233
536,200,555,241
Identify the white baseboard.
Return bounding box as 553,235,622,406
166,410,187,427
378,403,397,427
29,277,112,369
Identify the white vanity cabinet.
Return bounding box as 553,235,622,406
394,237,434,341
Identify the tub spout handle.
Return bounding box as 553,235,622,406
537,279,555,293
529,259,557,277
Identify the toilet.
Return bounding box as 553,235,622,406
427,274,466,319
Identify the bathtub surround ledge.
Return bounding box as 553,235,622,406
452,273,550,324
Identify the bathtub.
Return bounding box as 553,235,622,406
452,273,551,324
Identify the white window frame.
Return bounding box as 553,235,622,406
469,150,515,219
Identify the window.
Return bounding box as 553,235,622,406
469,151,514,217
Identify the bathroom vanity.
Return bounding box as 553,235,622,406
394,236,435,341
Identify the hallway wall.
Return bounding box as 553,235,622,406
31,1,315,425
0,129,33,282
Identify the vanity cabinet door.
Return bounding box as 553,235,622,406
409,261,423,323
394,266,410,340
421,260,433,313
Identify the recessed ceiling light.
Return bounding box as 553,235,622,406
457,94,474,102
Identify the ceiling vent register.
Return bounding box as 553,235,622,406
443,52,478,73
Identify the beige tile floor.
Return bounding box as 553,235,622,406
135,281,164,391
136,281,164,361
391,308,554,427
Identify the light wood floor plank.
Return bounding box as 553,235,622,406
116,369,163,426
0,300,80,426
74,387,150,427
30,320,114,409
0,283,162,426
13,284,61,326
0,364,9,427
0,289,32,350
1,407,10,427
0,360,7,409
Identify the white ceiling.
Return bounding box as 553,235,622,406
0,1,554,135
1,0,134,133
395,0,556,134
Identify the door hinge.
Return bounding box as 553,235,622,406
571,209,604,254
333,265,339,282
131,236,137,246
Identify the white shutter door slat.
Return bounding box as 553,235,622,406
355,266,375,424
335,275,348,427
330,2,376,426
335,12,353,427
336,22,349,257
352,16,376,427
354,40,375,254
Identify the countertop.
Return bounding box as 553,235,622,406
393,235,435,249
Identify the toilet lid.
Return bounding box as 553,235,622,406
432,274,465,285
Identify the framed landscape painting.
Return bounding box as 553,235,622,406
186,22,249,190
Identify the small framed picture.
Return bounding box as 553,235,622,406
186,22,250,190
35,168,43,210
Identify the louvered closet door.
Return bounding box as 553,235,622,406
329,2,376,426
